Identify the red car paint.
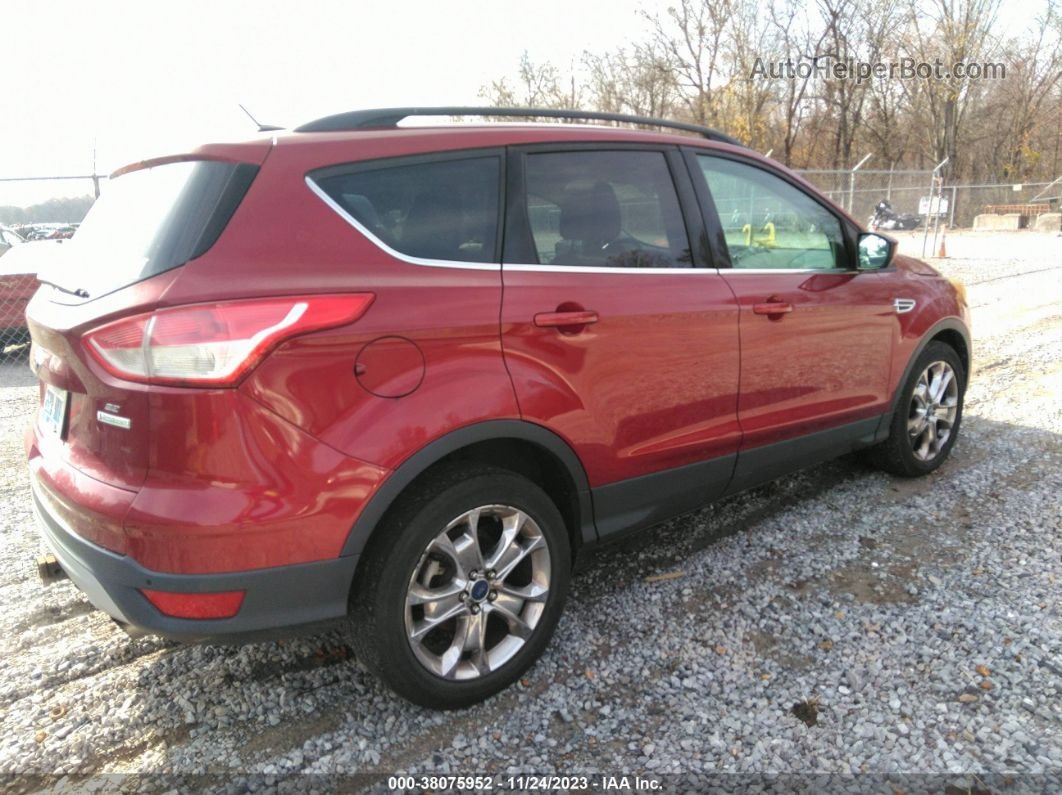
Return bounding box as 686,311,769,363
25,121,970,638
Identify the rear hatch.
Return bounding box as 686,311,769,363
27,156,261,495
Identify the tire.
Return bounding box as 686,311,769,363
349,463,571,709
868,341,965,477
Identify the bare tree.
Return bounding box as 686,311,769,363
855,0,912,167
643,0,735,126
475,0,1061,186
477,51,575,112
725,0,784,149
907,0,1003,177
765,0,825,165
985,0,1062,179
583,42,678,119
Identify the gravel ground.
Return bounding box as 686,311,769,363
0,232,1059,792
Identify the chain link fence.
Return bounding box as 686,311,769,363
0,176,103,356
796,168,937,225
795,167,1061,229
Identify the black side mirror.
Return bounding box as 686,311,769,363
857,232,896,270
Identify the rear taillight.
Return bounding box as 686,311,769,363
82,294,374,386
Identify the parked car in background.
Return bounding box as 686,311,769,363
1,227,34,345
0,225,25,256
1,232,64,346
26,107,970,709
45,225,78,240
16,223,80,242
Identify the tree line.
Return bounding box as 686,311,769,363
0,196,95,226
480,0,1061,184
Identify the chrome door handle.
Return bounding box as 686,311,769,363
534,310,600,328
752,301,793,316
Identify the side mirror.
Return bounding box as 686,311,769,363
857,232,896,270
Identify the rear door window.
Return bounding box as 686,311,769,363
516,150,692,269
311,155,501,263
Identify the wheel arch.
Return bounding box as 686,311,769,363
340,420,596,565
888,317,972,420
929,325,970,377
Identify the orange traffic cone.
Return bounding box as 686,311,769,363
937,232,947,258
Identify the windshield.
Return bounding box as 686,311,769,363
42,159,256,299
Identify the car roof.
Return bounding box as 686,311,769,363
127,108,750,174
130,124,746,179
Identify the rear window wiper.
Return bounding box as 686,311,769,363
37,278,90,299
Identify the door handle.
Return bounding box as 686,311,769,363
752,302,793,316
534,310,600,329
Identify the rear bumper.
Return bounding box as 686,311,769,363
31,480,357,642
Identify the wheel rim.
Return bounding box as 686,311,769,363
404,504,551,681
907,360,959,462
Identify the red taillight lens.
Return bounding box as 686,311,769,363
140,589,245,619
82,294,374,386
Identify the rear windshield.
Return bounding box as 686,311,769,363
44,159,256,299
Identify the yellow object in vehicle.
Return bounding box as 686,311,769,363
755,222,776,248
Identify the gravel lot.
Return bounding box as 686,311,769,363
0,231,1059,792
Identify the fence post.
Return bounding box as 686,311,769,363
849,154,872,214
922,157,949,258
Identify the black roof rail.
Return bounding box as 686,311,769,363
293,106,744,147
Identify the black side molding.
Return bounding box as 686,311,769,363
724,417,883,496
592,455,736,539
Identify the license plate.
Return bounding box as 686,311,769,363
40,385,69,438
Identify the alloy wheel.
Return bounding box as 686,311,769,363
907,360,959,462
404,504,551,681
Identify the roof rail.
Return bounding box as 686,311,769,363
293,106,744,146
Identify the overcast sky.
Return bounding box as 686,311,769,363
1,0,650,205
3,0,1034,208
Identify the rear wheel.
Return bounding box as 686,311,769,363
868,341,965,477
350,464,570,709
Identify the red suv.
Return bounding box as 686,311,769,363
26,108,970,708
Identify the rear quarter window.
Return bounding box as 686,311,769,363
310,154,501,263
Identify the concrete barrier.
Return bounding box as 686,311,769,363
973,213,1023,231
1033,212,1061,232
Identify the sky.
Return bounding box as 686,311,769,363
2,0,1035,209
1,0,650,207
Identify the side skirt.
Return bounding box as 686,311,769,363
723,416,884,496
588,415,886,545
592,455,736,541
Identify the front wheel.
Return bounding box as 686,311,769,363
868,341,965,477
349,464,571,709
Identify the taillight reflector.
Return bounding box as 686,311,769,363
82,294,374,386
141,589,246,620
